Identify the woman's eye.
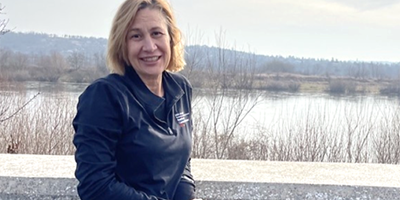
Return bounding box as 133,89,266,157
152,32,163,37
130,34,141,39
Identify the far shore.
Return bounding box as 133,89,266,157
1,73,398,96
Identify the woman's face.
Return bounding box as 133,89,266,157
126,8,171,80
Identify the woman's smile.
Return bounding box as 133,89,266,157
141,56,161,62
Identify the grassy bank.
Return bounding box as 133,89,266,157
1,87,399,164
252,73,397,95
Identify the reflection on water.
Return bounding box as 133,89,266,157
0,81,89,96
192,89,400,137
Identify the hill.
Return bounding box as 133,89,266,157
0,32,107,56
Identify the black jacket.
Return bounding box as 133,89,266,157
73,66,195,200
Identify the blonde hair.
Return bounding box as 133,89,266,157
107,0,185,75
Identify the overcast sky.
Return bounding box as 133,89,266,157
1,0,399,62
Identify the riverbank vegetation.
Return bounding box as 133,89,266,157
1,87,399,164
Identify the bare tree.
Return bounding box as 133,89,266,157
261,59,295,74
0,3,9,35
67,51,87,71
181,26,205,77
369,62,384,80
9,52,29,70
93,52,108,75
347,62,370,80
34,51,68,82
191,29,261,159
0,4,39,130
0,4,33,131
180,26,209,89
0,92,40,124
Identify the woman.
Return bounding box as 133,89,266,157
73,0,197,199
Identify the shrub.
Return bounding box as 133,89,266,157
327,80,346,94
380,82,400,96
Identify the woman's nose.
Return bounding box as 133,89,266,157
142,37,157,52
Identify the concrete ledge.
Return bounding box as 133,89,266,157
1,154,400,199
196,181,400,199
1,177,400,200
0,177,78,200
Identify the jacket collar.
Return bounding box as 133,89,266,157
124,65,184,115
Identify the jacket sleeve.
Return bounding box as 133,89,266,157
173,158,196,200
72,81,163,200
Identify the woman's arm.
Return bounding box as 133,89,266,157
73,81,163,200
173,158,196,200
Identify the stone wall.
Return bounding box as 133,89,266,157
1,154,399,199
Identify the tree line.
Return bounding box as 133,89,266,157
0,49,108,82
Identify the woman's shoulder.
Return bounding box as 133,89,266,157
89,73,126,88
93,73,124,85
81,73,127,97
166,72,192,88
